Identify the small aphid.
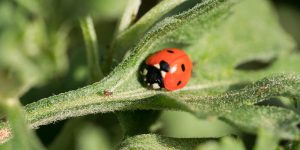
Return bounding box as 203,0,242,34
103,90,113,96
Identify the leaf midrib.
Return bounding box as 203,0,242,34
25,80,234,127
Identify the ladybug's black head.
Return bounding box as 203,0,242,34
140,65,165,89
140,60,170,90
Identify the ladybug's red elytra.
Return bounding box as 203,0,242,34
140,48,192,91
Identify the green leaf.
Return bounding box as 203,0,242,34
48,119,84,150
49,119,111,150
171,73,300,116
106,0,234,94
15,0,42,15
0,73,298,143
109,0,187,65
158,111,236,138
108,0,295,95
117,110,160,136
254,129,279,150
196,137,245,150
221,105,300,140
77,123,111,150
119,134,212,150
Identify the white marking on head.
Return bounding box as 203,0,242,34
154,64,160,69
170,64,177,73
152,83,160,89
161,71,166,78
143,68,148,75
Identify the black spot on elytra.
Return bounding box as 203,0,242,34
181,64,185,72
167,50,174,53
160,60,170,72
177,81,182,86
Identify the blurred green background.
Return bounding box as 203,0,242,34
0,0,299,149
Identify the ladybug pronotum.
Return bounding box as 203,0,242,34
140,48,192,91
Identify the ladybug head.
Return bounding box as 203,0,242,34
140,61,170,90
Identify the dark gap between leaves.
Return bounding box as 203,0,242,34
235,57,276,71
240,133,256,150
135,0,160,23
155,0,201,23
255,98,287,107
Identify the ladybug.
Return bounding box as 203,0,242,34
140,48,192,91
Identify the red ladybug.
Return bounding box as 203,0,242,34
140,48,192,91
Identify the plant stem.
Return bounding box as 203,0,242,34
254,129,279,150
48,119,84,150
115,0,141,34
80,16,103,82
0,98,45,150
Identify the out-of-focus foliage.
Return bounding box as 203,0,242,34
196,137,245,150
0,0,129,98
0,1,68,98
76,123,111,150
